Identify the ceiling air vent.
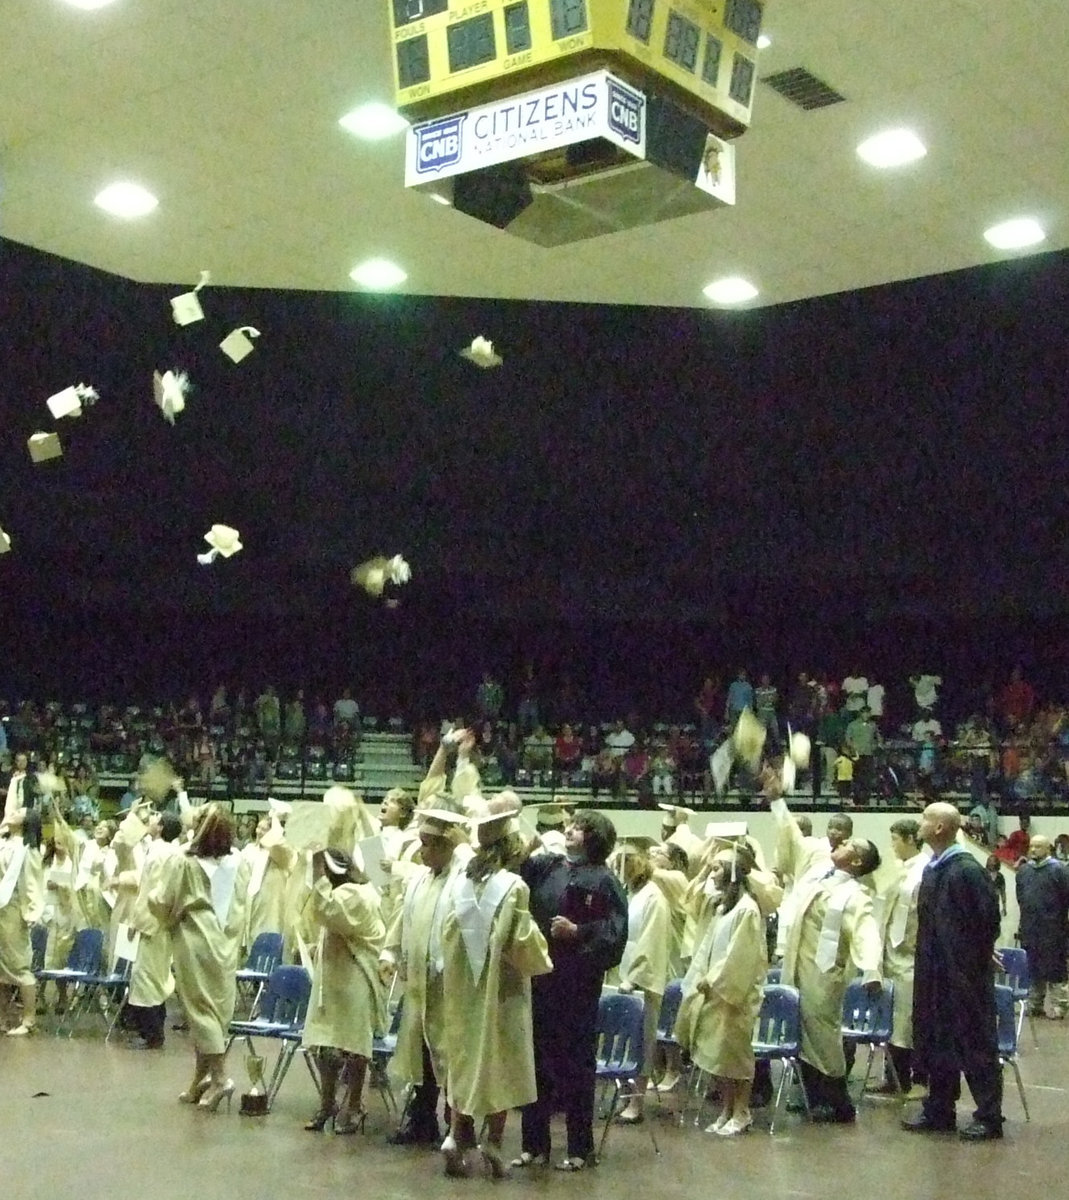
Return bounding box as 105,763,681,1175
762,68,845,110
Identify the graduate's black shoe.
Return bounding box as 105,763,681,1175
388,1123,441,1147
958,1121,1003,1142
808,1105,856,1124
901,1113,956,1133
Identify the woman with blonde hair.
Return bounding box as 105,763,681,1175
300,847,386,1134
149,803,250,1111
675,841,767,1136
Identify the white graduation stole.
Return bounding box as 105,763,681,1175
0,841,28,908
454,871,515,982
621,885,653,980
246,844,270,899
198,854,240,925
814,873,856,972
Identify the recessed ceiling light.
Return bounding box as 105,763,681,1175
338,103,409,140
757,34,771,49
62,0,120,9
856,129,927,169
703,277,758,305
983,217,1046,251
93,182,159,218
349,258,408,289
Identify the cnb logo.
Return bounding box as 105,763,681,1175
607,79,643,145
415,114,466,174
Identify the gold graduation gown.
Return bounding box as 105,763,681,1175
440,869,552,1118
301,878,386,1059
880,852,927,1049
781,869,882,1077
676,891,767,1080
127,838,182,1008
0,838,45,987
149,852,251,1055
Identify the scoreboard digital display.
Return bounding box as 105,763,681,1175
390,0,765,138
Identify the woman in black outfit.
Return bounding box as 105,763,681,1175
514,810,628,1172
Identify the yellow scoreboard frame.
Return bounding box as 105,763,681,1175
390,0,765,138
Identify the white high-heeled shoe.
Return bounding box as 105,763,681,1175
704,1110,731,1134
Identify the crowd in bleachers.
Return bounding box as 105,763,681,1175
2,662,1068,812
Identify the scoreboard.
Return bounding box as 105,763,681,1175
390,0,765,138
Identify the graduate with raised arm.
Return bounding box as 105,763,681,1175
0,808,45,1035
772,775,883,1124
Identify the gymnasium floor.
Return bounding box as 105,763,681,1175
3,1015,1064,1200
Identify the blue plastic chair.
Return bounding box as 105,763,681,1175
235,931,284,1013
60,957,134,1040
228,964,312,1109
369,996,405,1116
656,979,683,1048
994,983,1029,1119
752,984,808,1134
766,966,782,985
841,979,896,1100
595,990,658,1158
996,946,1036,1047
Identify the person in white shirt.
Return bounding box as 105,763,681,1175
910,674,942,712
333,689,360,727
911,716,942,743
841,671,869,713
604,720,636,758
866,679,885,722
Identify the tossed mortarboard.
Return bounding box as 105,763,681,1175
0,526,10,554
657,803,694,827
789,730,812,769
350,554,411,598
46,382,99,421
220,326,260,364
197,524,243,564
732,707,766,769
459,335,503,369
28,432,63,463
416,808,469,838
139,758,178,803
152,369,190,424
170,270,211,326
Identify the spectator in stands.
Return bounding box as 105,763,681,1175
621,741,653,805
911,711,942,744
834,747,855,802
4,752,33,820
580,724,602,767
816,703,847,798
495,724,522,787
841,667,869,714
998,812,1031,865
605,719,636,758
475,671,504,723
649,739,676,796
333,688,360,730
590,747,621,800
1016,834,1069,1019
984,854,1008,917
753,673,780,746
723,670,754,728
208,685,230,728
284,689,306,748
866,676,886,726
1055,834,1069,863
909,673,942,713
523,726,555,775
845,708,879,806
516,664,540,736
118,777,141,814
552,674,584,730
255,686,281,758
554,724,583,778
999,665,1036,730
786,672,818,734
475,721,499,770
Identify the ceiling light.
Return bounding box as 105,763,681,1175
703,277,758,305
349,258,408,289
983,217,1046,251
93,182,159,218
338,103,409,140
62,0,120,9
757,34,771,49
856,129,927,169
